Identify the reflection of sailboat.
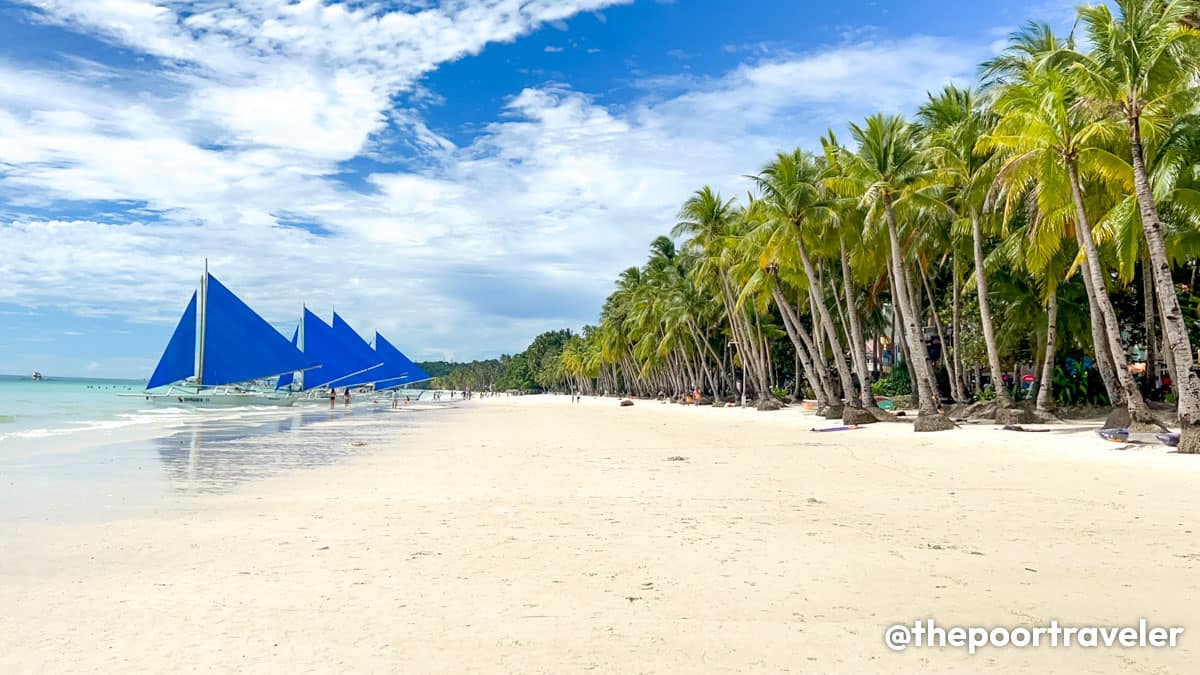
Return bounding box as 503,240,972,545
132,266,316,407
153,410,369,492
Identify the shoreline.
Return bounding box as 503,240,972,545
3,395,1198,672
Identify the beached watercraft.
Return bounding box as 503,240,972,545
127,266,316,407
1097,428,1131,443
275,309,382,398
275,309,431,399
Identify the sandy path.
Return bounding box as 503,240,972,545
2,396,1198,673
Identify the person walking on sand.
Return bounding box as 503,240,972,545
329,388,336,409
391,390,398,409
343,388,351,407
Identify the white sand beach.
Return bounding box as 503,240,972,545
3,397,1199,673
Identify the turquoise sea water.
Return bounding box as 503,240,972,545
0,374,452,522
0,374,149,440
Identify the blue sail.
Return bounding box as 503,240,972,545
326,331,404,389
300,309,382,390
200,275,314,386
373,334,432,390
146,292,197,389
275,325,300,389
318,312,383,389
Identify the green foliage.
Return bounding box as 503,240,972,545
1052,360,1110,406
973,387,997,402
425,329,576,392
871,361,912,397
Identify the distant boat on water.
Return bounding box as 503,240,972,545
31,371,43,381
129,265,316,407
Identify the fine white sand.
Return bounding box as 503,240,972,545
3,395,1199,673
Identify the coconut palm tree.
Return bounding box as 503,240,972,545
829,114,956,431
983,56,1162,428
752,150,874,420
1063,0,1200,448
917,85,1020,411
737,196,837,411
673,188,773,402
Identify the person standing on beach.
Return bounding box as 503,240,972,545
329,388,336,409
343,388,351,407
392,390,398,409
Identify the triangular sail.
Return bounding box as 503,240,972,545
300,309,383,390
200,275,315,386
146,292,197,389
276,325,299,389
373,335,432,390
317,312,384,389
325,331,405,389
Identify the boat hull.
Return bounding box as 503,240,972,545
122,388,298,408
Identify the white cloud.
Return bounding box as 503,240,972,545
0,1,984,366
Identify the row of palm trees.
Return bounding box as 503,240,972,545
559,0,1200,450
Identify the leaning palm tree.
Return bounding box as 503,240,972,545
917,85,1021,413
1061,0,1200,449
829,114,955,431
753,149,875,421
983,57,1162,429
737,197,837,411
673,188,772,402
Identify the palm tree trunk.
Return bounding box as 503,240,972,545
793,350,803,399
1142,253,1158,391
839,235,879,409
1077,256,1124,405
1128,116,1195,403
920,264,959,403
716,275,758,397
770,277,829,407
950,250,968,401
798,240,857,407
970,207,1014,408
904,262,939,408
1157,292,1180,397
791,297,837,406
1129,116,1200,448
1066,159,1157,428
887,264,913,383
884,195,950,429
1036,286,1058,412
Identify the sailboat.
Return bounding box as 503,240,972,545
369,334,433,391
276,309,384,396
133,268,317,407
323,331,432,392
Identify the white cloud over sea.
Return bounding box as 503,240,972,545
0,0,984,371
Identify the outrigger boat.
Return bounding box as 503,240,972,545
276,309,384,398
130,266,317,407
327,332,433,393
276,310,432,399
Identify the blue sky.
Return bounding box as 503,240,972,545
0,0,1079,378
